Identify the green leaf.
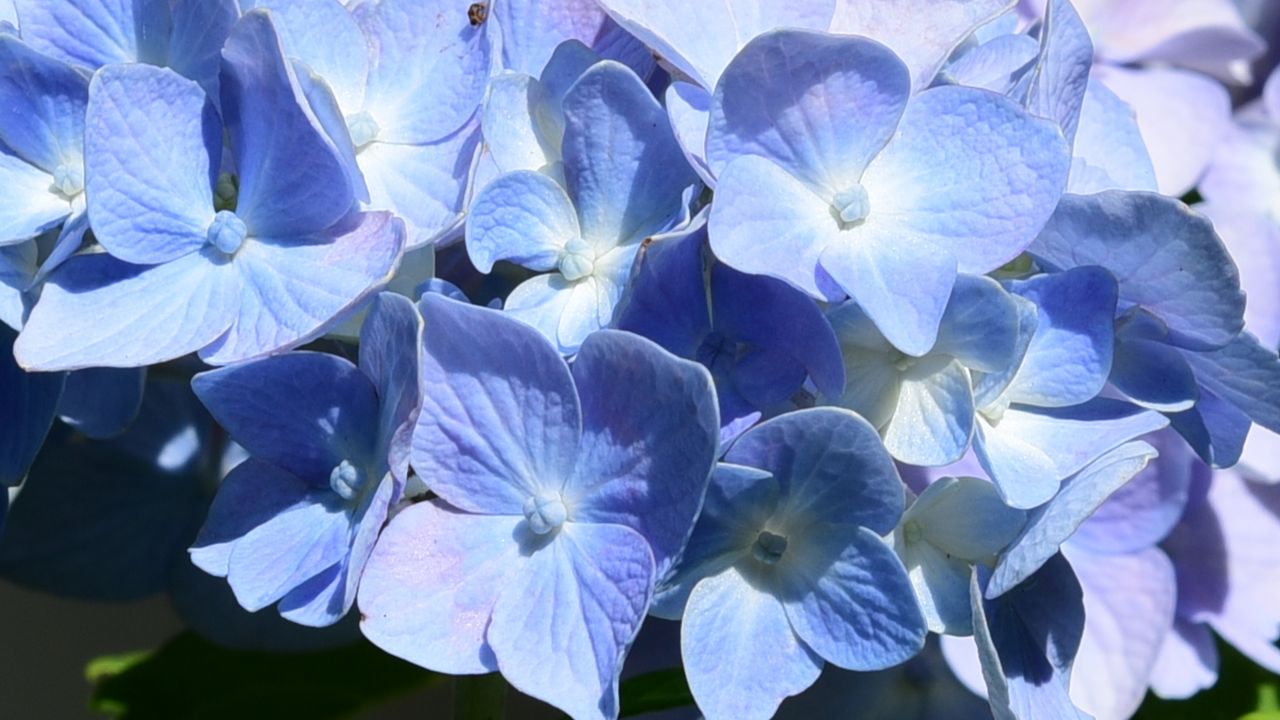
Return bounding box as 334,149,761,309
619,668,695,718
88,632,440,719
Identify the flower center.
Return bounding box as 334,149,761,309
557,238,596,281
329,459,365,501
214,172,239,212
695,331,746,376
832,183,870,229
981,395,1010,426
206,210,248,255
346,111,381,150
523,493,568,535
50,162,84,199
751,530,788,565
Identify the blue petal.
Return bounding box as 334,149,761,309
221,10,355,237
358,500,518,674
357,0,492,143
933,274,1021,373
495,0,651,79
412,293,581,514
57,366,144,439
1024,0,1092,145
15,249,239,371
198,211,405,365
561,60,697,246
1068,78,1158,194
1180,331,1280,434
942,33,1039,93
707,30,908,192
779,525,926,670
291,58,370,205
358,292,422,484
1004,266,1119,408
12,0,169,69
972,554,1089,720
1169,387,1251,468
682,566,824,720
987,441,1158,598
0,324,64,485
665,81,714,185
466,170,581,273
860,85,1071,275
166,0,240,98
726,407,904,535
0,150,67,245
1030,191,1245,351
0,34,88,174
487,522,654,720
482,72,560,175
243,0,368,111
652,462,777,619
614,220,712,359
85,63,220,264
568,329,719,579
881,357,974,467
192,351,379,482
1109,335,1199,412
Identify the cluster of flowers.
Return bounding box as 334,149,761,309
2,1,1279,719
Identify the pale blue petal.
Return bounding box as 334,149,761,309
411,293,581,514
1062,544,1176,720
1004,267,1118,407
0,34,88,173
665,81,713,184
502,273,577,353
709,154,841,299
1181,332,1280,434
15,249,239,371
597,0,836,91
972,414,1060,510
0,325,64,485
222,10,355,237
190,457,312,578
882,357,973,467
899,538,974,635
726,407,904,534
942,33,1038,93
0,151,65,245
1025,0,1092,145
988,441,1157,598
861,85,1070,275
933,274,1020,373
973,295,1039,410
1071,431,1193,554
829,0,1008,90
243,0,368,111
0,241,35,330
12,0,168,68
488,523,653,720
1068,78,1158,194
291,59,369,205
707,30,908,193
166,0,240,98
1031,190,1245,351
906,476,1027,561
192,352,379,481
780,525,926,670
562,61,697,248
482,72,558,175
820,232,956,357
682,566,824,720
466,170,580,273
358,292,421,484
651,462,776,619
495,0,650,79
358,500,517,674
357,0,491,143
199,212,404,365
360,121,482,248
568,329,719,578
85,63,219,264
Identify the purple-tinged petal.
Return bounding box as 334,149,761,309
358,500,518,674
568,329,719,578
411,293,582,514
494,0,651,79
1068,78,1159,194
1149,619,1219,700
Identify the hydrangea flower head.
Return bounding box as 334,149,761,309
653,407,926,720
358,293,719,720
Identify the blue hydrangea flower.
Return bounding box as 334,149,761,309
893,476,1026,635
825,274,1020,466
706,30,1070,356
242,0,492,246
13,0,239,96
616,213,844,444
652,408,926,720
0,36,91,257
358,293,719,720
189,293,420,627
466,60,699,354
14,11,405,371
969,266,1168,508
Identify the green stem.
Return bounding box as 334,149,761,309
453,673,507,720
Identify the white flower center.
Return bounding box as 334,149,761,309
346,111,381,150
832,183,870,228
329,459,364,501
558,238,596,281
523,493,568,535
50,162,84,199
206,210,248,255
